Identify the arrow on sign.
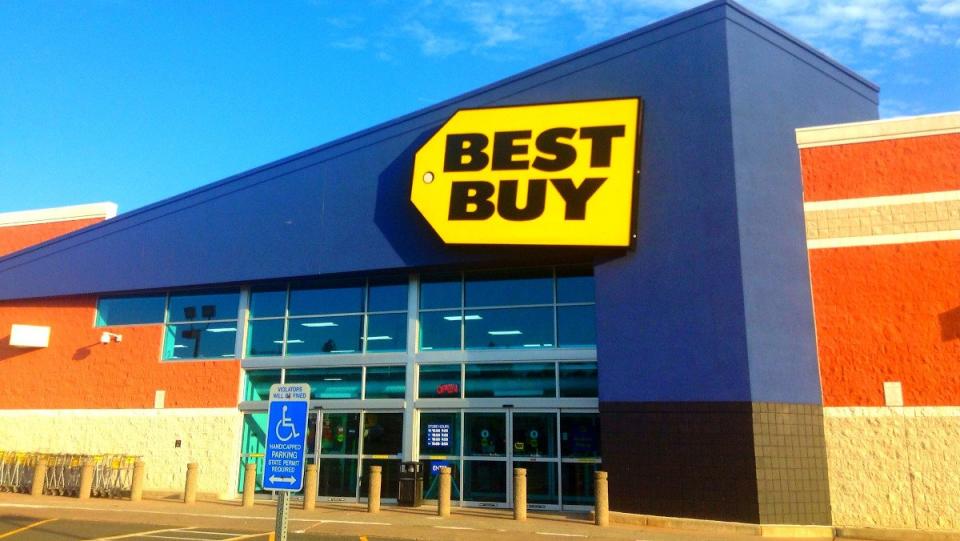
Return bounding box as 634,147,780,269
269,475,296,484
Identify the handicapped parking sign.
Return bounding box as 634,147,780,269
263,383,311,492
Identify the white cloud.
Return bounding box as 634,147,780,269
920,0,960,16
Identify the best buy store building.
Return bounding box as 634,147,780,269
0,1,883,526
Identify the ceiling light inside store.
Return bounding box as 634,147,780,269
301,322,338,327
364,335,392,341
206,327,236,333
488,330,522,335
443,315,482,321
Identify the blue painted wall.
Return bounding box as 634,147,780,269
0,2,878,405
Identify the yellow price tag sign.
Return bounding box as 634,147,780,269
411,98,641,246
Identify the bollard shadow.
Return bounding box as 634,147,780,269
938,305,960,341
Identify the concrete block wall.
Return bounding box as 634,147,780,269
0,408,243,498
798,112,960,531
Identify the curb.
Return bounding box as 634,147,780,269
602,511,832,537
835,527,960,541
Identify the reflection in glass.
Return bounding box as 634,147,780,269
464,307,553,349
245,319,284,357
419,310,461,350
561,462,598,505
560,413,601,458
418,364,461,398
464,363,555,398
514,461,559,504
463,460,506,503
289,280,363,316
249,288,286,318
96,295,165,326
362,412,403,455
556,267,595,303
368,278,408,312
287,367,362,399
286,315,362,355
365,313,407,352
419,274,461,309
168,290,239,321
163,324,237,359
420,412,459,456
317,458,358,498
364,366,406,399
512,412,557,457
464,413,506,456
557,305,596,347
320,413,360,455
243,370,281,401
465,268,552,307
559,362,598,398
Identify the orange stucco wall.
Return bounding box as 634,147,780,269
0,218,104,257
800,133,960,202
809,242,960,407
0,295,240,409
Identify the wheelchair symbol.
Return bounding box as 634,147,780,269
275,405,300,442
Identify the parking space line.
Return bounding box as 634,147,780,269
0,518,58,539
220,533,272,541
88,527,186,540
142,535,220,540
183,531,236,537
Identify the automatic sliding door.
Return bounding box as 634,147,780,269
462,412,507,505
512,411,559,506
317,412,360,500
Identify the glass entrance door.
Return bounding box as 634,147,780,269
315,410,403,502
463,411,508,505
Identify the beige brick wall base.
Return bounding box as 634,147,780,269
0,408,242,498
824,407,960,531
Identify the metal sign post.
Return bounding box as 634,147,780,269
264,383,311,541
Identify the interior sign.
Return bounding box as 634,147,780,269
411,98,641,246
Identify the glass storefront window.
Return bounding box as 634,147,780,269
558,362,598,398
419,310,461,351
244,369,281,401
359,459,401,498
514,461,559,505
418,364,461,398
289,279,364,316
464,412,506,456
246,319,284,357
96,295,165,326
368,278,408,312
163,323,237,359
419,274,461,309
249,288,286,318
287,367,362,399
560,413,600,458
557,305,596,347
420,412,459,456
365,313,407,353
238,413,268,493
561,462,598,505
286,315,362,355
362,412,403,455
556,267,595,303
364,366,405,399
168,290,239,321
464,363,556,398
464,307,553,349
463,461,506,503
422,459,461,500
465,269,552,307
317,458,358,498
320,413,360,455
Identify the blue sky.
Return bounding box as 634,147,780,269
1,0,958,214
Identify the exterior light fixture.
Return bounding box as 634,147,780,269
100,331,123,344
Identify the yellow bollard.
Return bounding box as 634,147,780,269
78,459,94,500
303,464,318,511
130,460,145,502
30,459,47,497
367,465,382,513
594,470,609,527
513,468,526,521
183,463,198,504
437,466,451,518
242,462,257,508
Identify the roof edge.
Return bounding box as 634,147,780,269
0,202,118,228
796,111,960,148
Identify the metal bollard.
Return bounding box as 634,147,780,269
30,459,47,497
513,468,526,521
303,464,318,511
437,466,451,518
367,465,382,513
183,463,198,504
78,459,94,500
594,470,609,527
131,460,145,502
242,462,257,508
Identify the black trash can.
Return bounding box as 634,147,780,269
398,461,423,507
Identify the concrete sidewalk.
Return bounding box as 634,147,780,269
0,492,827,541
